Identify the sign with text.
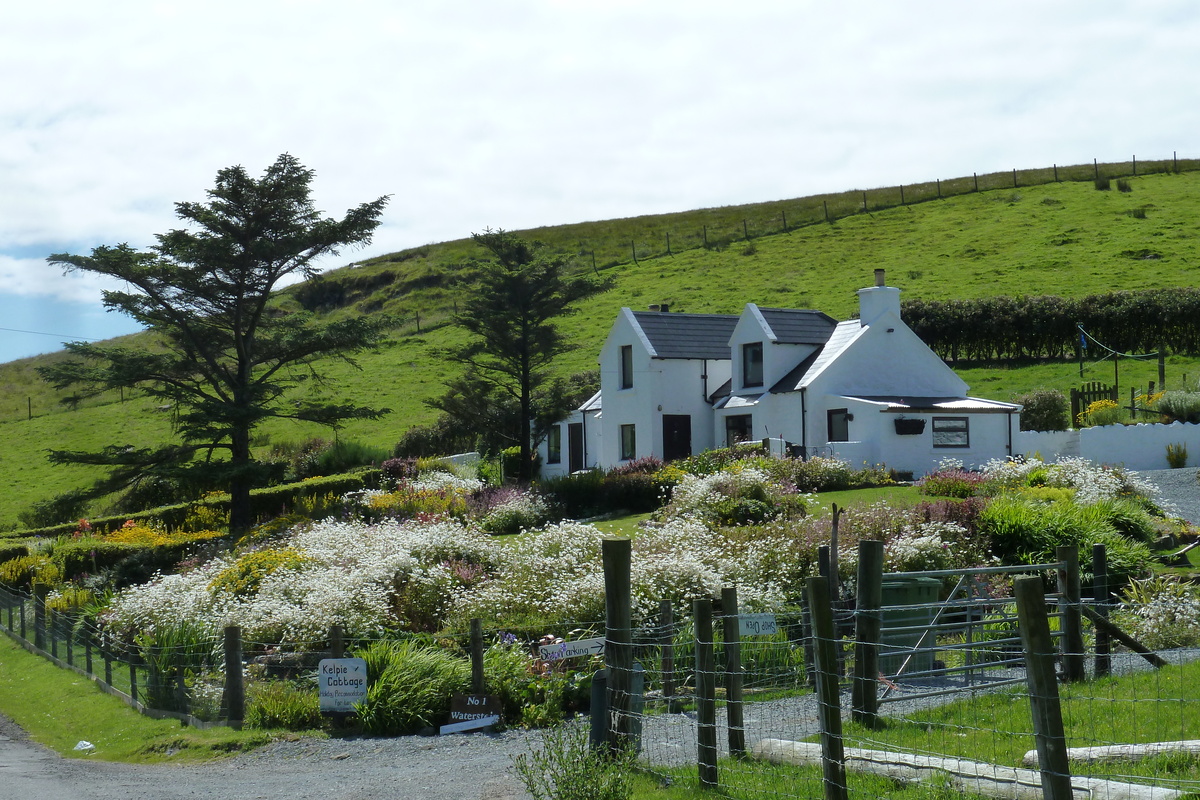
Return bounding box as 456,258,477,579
439,694,500,735
739,613,779,637
318,657,368,714
538,636,605,662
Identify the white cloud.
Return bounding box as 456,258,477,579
1,0,1198,334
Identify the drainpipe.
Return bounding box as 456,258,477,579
800,387,808,457
1006,410,1013,457
701,359,709,401
581,413,588,470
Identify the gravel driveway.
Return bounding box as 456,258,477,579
5,467,1197,799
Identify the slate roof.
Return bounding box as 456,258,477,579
756,308,839,344
769,320,863,393
847,396,1022,412
630,311,739,360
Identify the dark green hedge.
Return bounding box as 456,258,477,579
902,289,1200,362
14,469,385,540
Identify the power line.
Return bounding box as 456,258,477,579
0,325,104,341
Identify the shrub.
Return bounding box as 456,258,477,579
208,548,313,598
538,470,605,518
245,680,323,730
312,439,390,476
918,469,987,498
978,495,1111,563
354,639,470,735
1117,179,1132,192
392,418,476,459
601,471,663,513
484,638,587,727
479,493,551,535
1094,176,1111,190
1113,575,1200,650
380,456,420,485
1167,443,1189,469
1015,389,1070,432
514,723,634,800
1078,399,1122,427
0,554,61,590
1155,392,1200,424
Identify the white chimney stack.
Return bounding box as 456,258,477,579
858,270,901,327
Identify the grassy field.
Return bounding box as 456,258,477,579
3,165,1200,527
0,634,273,762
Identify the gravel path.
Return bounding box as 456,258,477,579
5,468,1197,799
1139,468,1200,524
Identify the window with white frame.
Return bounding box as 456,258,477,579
932,417,969,448
619,423,636,460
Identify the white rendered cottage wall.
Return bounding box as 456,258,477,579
597,317,730,468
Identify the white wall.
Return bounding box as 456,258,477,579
1017,421,1200,470
598,314,730,467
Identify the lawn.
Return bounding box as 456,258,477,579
0,634,274,762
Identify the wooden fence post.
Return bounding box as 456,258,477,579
852,540,884,726
721,586,746,759
807,576,848,800
33,584,47,651
49,608,58,660
694,598,718,789
470,618,484,695
224,626,244,725
1057,545,1085,682
330,625,344,659
602,538,634,754
659,599,680,713
1014,575,1074,800
1092,544,1110,678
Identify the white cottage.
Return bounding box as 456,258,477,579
539,270,1021,479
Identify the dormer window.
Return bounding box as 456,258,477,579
742,342,763,387
620,345,634,389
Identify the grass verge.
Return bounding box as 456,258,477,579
0,634,280,763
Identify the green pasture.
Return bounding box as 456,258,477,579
4,167,1200,527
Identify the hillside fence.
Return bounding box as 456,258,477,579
543,154,1200,273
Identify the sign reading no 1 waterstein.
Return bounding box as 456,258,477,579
318,657,368,714
739,613,779,637
538,636,605,662
440,694,501,735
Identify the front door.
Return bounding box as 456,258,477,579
662,414,692,461
568,423,584,472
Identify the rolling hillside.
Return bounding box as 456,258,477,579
2,160,1199,528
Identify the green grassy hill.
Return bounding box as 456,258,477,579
3,160,1199,528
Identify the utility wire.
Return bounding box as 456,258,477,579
1076,324,1159,360
0,325,103,341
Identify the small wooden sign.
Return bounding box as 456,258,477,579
538,636,605,662
440,694,500,735
318,657,368,714
739,613,779,637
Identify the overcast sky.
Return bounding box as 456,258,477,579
2,1,1198,363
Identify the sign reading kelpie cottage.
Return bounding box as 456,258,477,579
439,694,500,735
318,658,368,714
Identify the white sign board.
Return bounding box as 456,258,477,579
538,636,605,662
739,613,779,637
318,657,368,713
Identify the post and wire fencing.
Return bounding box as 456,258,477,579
598,541,1200,800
